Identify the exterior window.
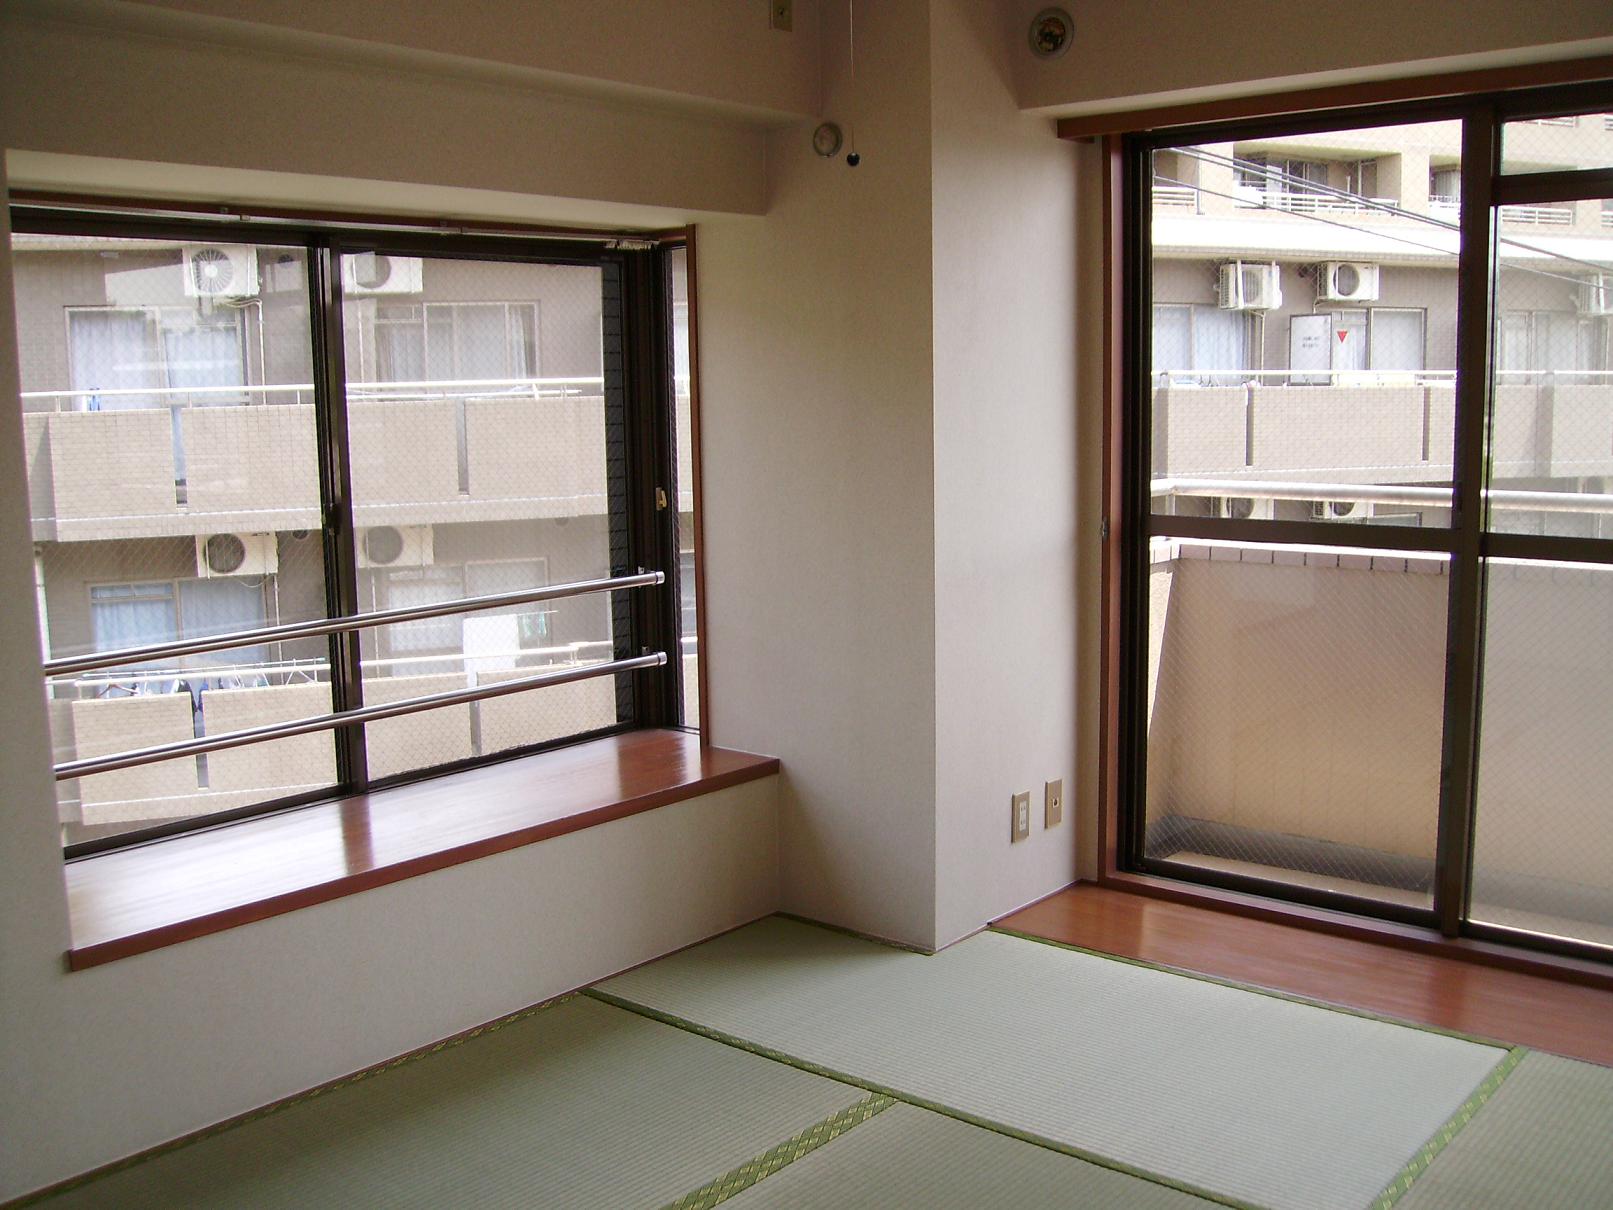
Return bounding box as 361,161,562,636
67,306,245,410
1126,93,1613,962
12,218,694,853
90,580,268,673
1151,303,1250,385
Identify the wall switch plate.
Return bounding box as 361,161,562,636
1011,791,1031,843
1045,779,1064,828
769,0,792,31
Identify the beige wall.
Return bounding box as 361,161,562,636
930,0,1081,946
1005,0,1613,114
0,91,781,1207
0,2,770,221
698,0,940,947
115,0,824,120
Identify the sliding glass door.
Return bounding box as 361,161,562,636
1123,88,1613,960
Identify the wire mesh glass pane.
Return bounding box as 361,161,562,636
1500,112,1613,174
1141,536,1448,908
1149,120,1463,527
11,232,334,846
669,246,699,729
340,254,619,780
1471,559,1613,949
1486,207,1613,538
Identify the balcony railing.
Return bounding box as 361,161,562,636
18,376,612,540
1234,188,1399,216
1498,204,1574,226
1152,184,1201,211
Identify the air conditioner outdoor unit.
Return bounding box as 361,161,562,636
195,532,278,578
1578,273,1613,317
182,245,259,299
1218,261,1282,311
342,254,425,296
1311,500,1370,522
357,524,433,568
1215,496,1275,521
1318,262,1380,303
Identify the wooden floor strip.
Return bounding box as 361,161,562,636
996,885,1613,1068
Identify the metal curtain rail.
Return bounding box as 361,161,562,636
44,571,664,678
54,652,666,781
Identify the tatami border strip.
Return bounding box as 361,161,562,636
3,993,576,1209
1368,1046,1528,1209
989,924,1510,1050
583,987,1260,1210
661,1092,895,1210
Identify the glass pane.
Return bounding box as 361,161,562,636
1500,112,1613,174
1141,536,1448,907
1486,208,1613,538
1149,120,1463,527
669,246,699,728
341,254,620,779
11,232,334,846
1471,559,1613,949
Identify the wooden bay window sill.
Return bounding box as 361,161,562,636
65,730,779,970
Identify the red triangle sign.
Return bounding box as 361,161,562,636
1337,329,1350,343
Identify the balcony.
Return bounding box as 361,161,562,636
1233,188,1399,217
1144,537,1613,949
1152,373,1613,490
19,377,611,542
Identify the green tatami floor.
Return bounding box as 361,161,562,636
19,916,1613,1210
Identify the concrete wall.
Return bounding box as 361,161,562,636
1146,548,1613,920
930,0,1080,946
1147,548,1449,862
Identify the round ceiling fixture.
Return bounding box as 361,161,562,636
812,123,844,158
1029,8,1073,59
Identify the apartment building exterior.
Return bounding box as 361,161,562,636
1150,113,1613,532
11,233,697,846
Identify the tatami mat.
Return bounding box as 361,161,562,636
1395,1051,1613,1210
724,1101,1219,1209
595,917,1508,1210
32,995,863,1210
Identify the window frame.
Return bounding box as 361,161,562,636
1105,78,1613,966
13,206,699,860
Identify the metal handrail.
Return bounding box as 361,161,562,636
1152,477,1613,514
44,571,663,677
54,652,665,781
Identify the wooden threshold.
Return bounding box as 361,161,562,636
997,883,1613,1067
65,729,778,970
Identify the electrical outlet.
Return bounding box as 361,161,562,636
1044,778,1064,829
769,0,792,31
1011,791,1031,843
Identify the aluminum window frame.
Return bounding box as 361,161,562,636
12,205,696,859
1117,80,1613,964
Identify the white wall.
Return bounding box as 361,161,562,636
697,0,942,948
929,0,1080,946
